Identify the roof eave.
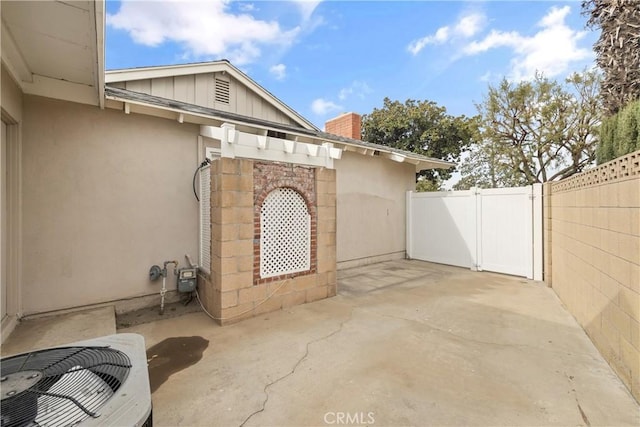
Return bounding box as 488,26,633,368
320,135,454,171
104,86,454,171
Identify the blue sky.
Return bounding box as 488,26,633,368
105,1,598,129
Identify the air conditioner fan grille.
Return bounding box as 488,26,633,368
1,346,132,427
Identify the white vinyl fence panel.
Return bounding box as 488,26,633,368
406,190,476,268
407,185,542,280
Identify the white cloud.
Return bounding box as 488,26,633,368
291,0,322,22
454,13,485,38
408,27,450,55
107,1,302,65
311,80,371,117
463,6,592,81
539,5,570,27
464,30,523,55
338,81,372,101
238,3,256,12
269,63,287,80
479,71,494,82
311,98,342,115
408,12,485,55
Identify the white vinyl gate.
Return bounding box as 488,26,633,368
406,185,542,280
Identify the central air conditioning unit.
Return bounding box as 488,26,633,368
0,333,152,427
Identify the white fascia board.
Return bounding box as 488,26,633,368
1,24,32,86
22,74,99,106
94,0,105,108
105,62,228,83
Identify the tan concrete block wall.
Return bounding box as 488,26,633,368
316,167,338,297
545,150,640,401
199,158,337,325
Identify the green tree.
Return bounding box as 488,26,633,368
455,71,601,190
455,140,529,190
416,177,443,192
362,98,478,190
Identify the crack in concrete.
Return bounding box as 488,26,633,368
358,308,601,361
239,309,354,427
577,402,591,426
341,272,447,295
565,372,591,427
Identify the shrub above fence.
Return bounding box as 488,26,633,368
597,100,640,164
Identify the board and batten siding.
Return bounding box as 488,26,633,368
109,72,299,126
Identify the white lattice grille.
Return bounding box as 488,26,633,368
199,165,211,274
260,188,310,278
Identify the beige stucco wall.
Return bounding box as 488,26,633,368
335,151,415,268
17,91,421,315
21,95,200,315
544,150,640,401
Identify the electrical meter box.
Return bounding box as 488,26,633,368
177,268,197,293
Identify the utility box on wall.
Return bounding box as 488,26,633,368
197,157,337,325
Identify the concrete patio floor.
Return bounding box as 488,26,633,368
125,260,639,426
2,260,638,426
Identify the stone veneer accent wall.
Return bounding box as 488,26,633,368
544,149,639,401
198,157,337,325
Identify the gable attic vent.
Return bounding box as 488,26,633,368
214,78,230,104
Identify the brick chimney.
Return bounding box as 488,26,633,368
325,112,361,140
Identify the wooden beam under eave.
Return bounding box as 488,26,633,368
382,152,406,163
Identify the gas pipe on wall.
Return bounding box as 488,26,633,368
149,255,198,314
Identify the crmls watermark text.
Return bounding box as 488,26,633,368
324,412,375,425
